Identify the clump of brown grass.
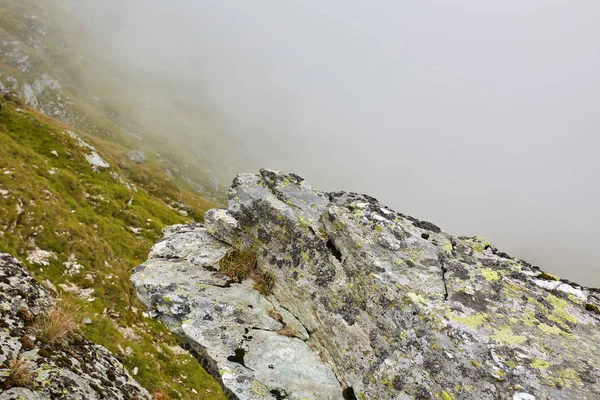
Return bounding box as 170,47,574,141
219,250,276,295
33,304,81,346
254,270,276,296
219,250,257,282
268,308,283,323
152,391,170,400
276,327,296,337
3,357,33,390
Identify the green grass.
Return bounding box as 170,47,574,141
0,96,224,399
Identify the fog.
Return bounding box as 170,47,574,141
58,1,600,285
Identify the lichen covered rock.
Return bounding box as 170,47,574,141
0,254,149,399
132,169,600,400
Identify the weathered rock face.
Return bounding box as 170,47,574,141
0,254,149,400
132,169,600,400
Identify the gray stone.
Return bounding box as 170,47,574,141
125,150,146,164
133,169,600,400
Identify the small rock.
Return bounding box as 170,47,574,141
513,393,536,400
82,317,92,325
50,150,59,157
125,150,146,164
178,210,188,217
132,367,139,376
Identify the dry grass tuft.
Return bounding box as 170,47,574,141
219,250,257,282
219,250,276,295
276,327,296,337
33,303,81,346
254,270,276,296
268,308,283,323
3,357,33,390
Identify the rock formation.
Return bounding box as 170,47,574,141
0,254,149,399
132,169,600,400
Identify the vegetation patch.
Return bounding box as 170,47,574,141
0,96,223,399
33,303,81,347
3,357,34,390
219,249,275,296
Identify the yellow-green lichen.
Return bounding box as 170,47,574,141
481,268,499,281
407,292,427,305
530,359,551,370
546,294,577,328
490,327,527,345
452,312,488,329
441,391,454,400
557,368,581,388
442,240,453,256
523,311,538,327
538,323,566,336
250,380,269,395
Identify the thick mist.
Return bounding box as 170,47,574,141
59,1,600,285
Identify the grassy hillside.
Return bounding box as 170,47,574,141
0,0,238,198
0,93,226,399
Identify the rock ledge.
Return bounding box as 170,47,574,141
132,169,600,400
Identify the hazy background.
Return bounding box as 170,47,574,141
57,0,599,285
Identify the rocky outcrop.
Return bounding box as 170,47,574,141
0,254,149,399
132,169,600,400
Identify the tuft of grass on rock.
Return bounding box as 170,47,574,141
254,270,276,296
33,303,81,347
3,357,34,390
219,250,275,295
219,250,257,282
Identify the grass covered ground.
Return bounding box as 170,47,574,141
0,94,226,399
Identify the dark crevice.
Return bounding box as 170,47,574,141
441,265,449,301
176,336,237,400
227,348,246,367
326,239,342,262
270,389,287,399
421,233,430,240
251,326,277,332
342,387,358,400
272,302,314,337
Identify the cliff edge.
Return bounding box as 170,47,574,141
132,169,600,400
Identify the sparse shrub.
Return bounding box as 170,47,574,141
33,304,81,346
219,249,276,295
152,391,170,400
3,357,33,389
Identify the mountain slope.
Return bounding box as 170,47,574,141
0,93,225,399
0,0,235,200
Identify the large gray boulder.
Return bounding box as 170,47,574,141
132,169,600,400
0,254,149,399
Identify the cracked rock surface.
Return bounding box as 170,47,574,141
0,254,149,399
132,169,600,400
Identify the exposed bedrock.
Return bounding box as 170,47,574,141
132,169,600,400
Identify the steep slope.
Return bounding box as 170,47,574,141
0,93,225,399
0,0,235,198
133,169,600,400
